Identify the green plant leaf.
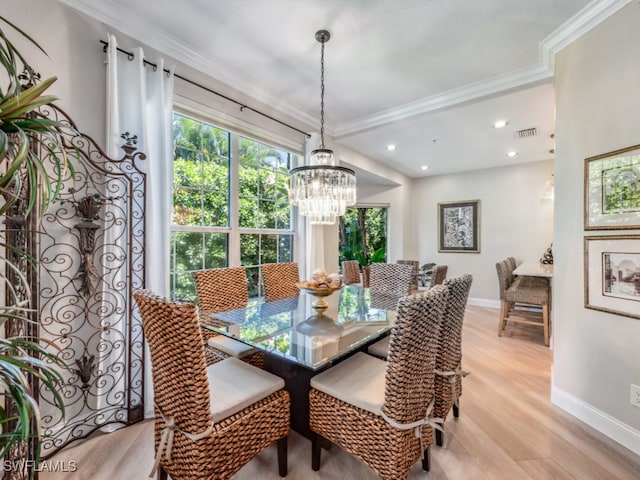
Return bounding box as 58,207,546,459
0,77,57,114
369,247,386,263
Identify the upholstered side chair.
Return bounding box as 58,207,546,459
433,274,473,446
133,290,290,480
193,267,263,368
309,285,450,479
262,262,300,301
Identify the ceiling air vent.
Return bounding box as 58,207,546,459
515,127,538,139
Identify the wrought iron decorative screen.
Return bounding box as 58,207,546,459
36,105,146,457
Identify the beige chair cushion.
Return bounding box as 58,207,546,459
207,336,257,358
207,357,284,422
367,336,390,359
310,352,387,416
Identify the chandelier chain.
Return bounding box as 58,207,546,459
319,37,326,148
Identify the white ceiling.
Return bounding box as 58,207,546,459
61,0,630,180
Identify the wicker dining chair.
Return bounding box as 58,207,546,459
367,273,470,366
433,274,473,447
430,264,448,287
496,260,550,345
133,290,290,480
369,262,414,296
262,262,300,301
193,267,264,368
341,260,362,285
309,285,450,479
396,260,420,292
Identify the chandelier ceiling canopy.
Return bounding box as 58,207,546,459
289,30,356,225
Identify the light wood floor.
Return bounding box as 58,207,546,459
42,305,640,479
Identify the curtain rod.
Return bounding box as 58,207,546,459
100,40,311,138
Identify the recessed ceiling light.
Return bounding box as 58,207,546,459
421,165,429,171
506,151,518,157
386,144,396,151
493,120,508,129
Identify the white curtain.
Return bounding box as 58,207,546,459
106,34,174,418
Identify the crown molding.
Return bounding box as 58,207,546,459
58,0,318,128
540,0,633,70
335,0,633,138
332,63,553,139
59,0,632,140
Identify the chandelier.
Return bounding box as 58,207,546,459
289,30,356,225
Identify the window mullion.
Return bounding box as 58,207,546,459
229,134,241,267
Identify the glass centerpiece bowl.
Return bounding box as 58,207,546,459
295,282,344,337
295,281,342,314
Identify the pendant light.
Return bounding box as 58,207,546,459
289,30,356,225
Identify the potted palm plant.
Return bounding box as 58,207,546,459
0,15,70,467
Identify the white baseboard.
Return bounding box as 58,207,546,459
467,297,500,309
551,385,640,456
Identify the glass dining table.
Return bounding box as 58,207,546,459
202,284,400,438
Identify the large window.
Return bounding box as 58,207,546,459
170,112,298,300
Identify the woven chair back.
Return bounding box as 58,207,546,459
495,260,512,300
430,265,448,287
341,260,361,285
193,267,249,315
506,257,517,272
133,290,212,434
369,291,400,311
262,262,300,301
397,260,419,290
434,275,473,417
383,284,449,425
369,263,413,296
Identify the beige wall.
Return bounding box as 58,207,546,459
553,2,640,453
412,160,554,304
330,144,414,272
1,1,107,141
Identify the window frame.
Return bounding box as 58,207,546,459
170,107,302,300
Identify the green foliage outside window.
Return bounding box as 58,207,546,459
173,116,230,226
339,207,388,268
170,113,295,300
239,137,291,230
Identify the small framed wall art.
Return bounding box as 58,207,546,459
584,144,640,230
584,235,640,320
438,200,480,253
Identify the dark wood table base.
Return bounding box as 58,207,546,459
263,333,387,439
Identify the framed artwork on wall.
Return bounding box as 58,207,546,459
584,235,640,320
584,144,640,230
438,200,480,253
